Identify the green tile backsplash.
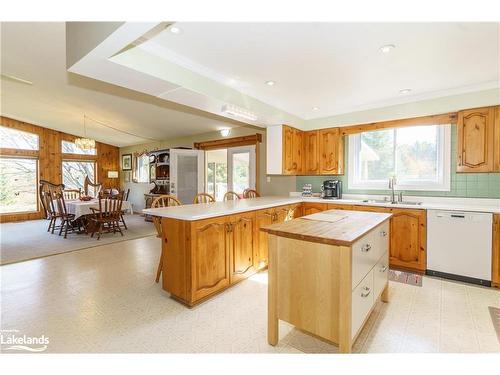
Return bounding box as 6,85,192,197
296,126,500,198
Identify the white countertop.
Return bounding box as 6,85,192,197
142,194,500,220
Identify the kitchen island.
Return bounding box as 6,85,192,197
261,209,392,353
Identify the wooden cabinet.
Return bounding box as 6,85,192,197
493,214,500,288
282,125,303,175
457,106,496,172
191,216,231,302
254,204,303,269
302,202,327,215
349,205,426,272
326,203,355,211
319,128,344,175
304,130,320,174
389,208,426,272
228,212,256,283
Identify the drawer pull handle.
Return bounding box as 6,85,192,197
380,230,387,237
380,265,388,272
361,287,371,298
361,244,372,252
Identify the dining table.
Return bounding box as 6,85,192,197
65,199,133,219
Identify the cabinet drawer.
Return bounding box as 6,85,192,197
352,228,381,288
351,269,374,338
377,221,390,255
373,252,389,299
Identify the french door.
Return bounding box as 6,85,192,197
170,149,205,204
227,145,256,194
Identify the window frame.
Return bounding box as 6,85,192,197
0,156,39,214
61,159,97,192
135,154,150,183
61,139,97,156
347,124,451,191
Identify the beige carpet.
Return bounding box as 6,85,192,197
0,214,156,265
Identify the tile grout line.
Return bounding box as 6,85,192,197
399,283,417,351
465,285,482,352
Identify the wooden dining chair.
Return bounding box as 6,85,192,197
84,176,102,198
119,188,131,230
89,192,124,240
151,194,182,283
39,180,64,233
63,188,81,200
223,191,240,201
243,189,260,198
193,193,215,204
53,192,77,239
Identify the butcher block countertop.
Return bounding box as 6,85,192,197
261,209,392,246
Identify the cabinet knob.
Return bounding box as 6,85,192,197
380,230,387,237
361,286,371,298
361,244,372,252
380,265,388,273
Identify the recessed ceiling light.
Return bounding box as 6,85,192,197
312,106,320,111
399,88,412,94
169,25,182,35
220,128,231,137
265,80,275,86
379,44,396,53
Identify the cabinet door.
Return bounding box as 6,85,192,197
304,130,320,174
229,212,256,283
293,128,304,174
319,128,343,175
326,203,355,211
302,202,327,215
493,214,500,288
457,107,495,172
191,217,230,302
255,209,274,269
282,126,296,175
389,208,426,272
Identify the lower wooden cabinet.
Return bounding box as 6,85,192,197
302,202,327,215
190,216,231,302
493,214,500,288
228,212,257,283
255,204,303,269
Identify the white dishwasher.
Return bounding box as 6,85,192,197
427,210,492,286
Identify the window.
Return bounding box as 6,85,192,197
62,160,96,192
206,149,228,201
61,140,96,155
348,125,451,191
0,126,39,150
0,157,38,213
136,154,149,183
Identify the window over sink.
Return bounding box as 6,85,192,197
348,124,451,191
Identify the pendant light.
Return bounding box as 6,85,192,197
75,115,96,150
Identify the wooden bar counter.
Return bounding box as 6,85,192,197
261,209,392,353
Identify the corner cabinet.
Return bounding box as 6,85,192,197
267,125,303,175
266,125,344,175
457,106,497,173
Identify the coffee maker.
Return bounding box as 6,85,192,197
321,180,342,199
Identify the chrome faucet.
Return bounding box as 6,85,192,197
388,177,397,204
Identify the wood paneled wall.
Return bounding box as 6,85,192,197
0,116,119,223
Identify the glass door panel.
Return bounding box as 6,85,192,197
205,149,228,201
228,146,256,194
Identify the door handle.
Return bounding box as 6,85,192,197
380,230,387,237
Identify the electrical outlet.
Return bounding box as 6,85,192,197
266,176,271,183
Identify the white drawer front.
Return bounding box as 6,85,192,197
351,269,374,338
352,227,381,288
373,252,389,299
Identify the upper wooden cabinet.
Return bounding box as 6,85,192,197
304,130,320,174
266,125,344,175
267,125,303,175
457,106,497,172
319,128,344,175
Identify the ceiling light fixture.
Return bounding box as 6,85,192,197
75,115,96,150
312,106,320,111
221,104,258,122
379,44,396,53
399,88,412,94
265,80,275,86
220,128,231,137
169,25,182,35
